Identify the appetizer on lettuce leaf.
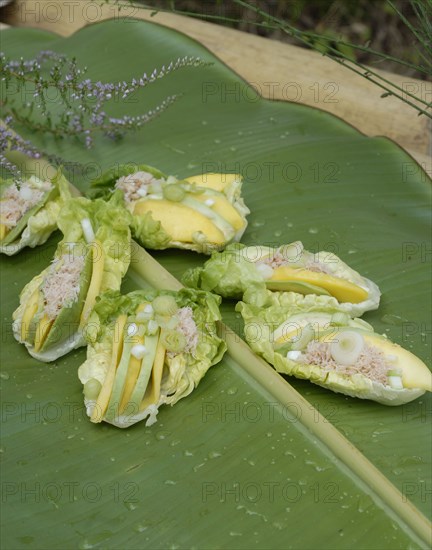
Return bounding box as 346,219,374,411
183,241,380,316
78,288,227,428
91,164,249,253
236,289,431,405
0,170,71,256
12,191,132,362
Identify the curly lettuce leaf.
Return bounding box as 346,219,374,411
236,290,431,405
0,170,71,256
182,243,264,297
78,288,227,428
91,165,250,254
183,241,380,314
12,192,132,362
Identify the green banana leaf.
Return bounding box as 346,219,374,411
1,18,431,550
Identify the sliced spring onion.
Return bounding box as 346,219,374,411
136,304,154,321
131,344,147,359
152,295,178,316
127,323,138,337
291,323,315,351
192,231,207,243
137,187,147,197
331,312,350,327
84,378,102,400
277,241,303,263
330,330,364,365
81,218,95,243
388,375,404,390
287,350,302,361
162,184,186,202
147,319,159,335
256,263,274,280
19,186,34,201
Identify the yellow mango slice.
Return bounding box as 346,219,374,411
33,314,54,352
316,330,432,391
134,199,225,244
363,334,432,391
269,266,368,304
79,240,105,327
183,173,241,193
140,341,166,410
91,313,127,423
20,287,41,342
193,194,245,231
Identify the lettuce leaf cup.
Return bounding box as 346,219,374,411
236,290,431,405
91,164,250,253
77,288,227,428
12,191,132,362
0,170,71,256
183,241,380,316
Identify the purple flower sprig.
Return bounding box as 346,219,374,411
1,49,209,152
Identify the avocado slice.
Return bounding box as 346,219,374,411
193,191,246,231
79,240,105,328
33,315,55,352
20,286,43,343
91,314,127,423
181,196,236,241
269,266,369,304
1,184,58,246
123,332,160,416
39,248,93,352
266,280,332,297
105,323,138,422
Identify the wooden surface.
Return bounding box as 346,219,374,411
2,0,431,169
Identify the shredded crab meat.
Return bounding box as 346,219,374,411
257,251,332,274
169,306,199,356
296,340,397,385
42,253,86,320
115,171,165,202
0,180,51,228
303,259,333,274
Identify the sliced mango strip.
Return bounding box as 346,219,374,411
33,314,54,352
20,287,41,342
140,340,166,410
362,334,432,391
134,200,225,244
269,266,368,304
91,314,127,423
79,240,105,328
183,173,241,193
